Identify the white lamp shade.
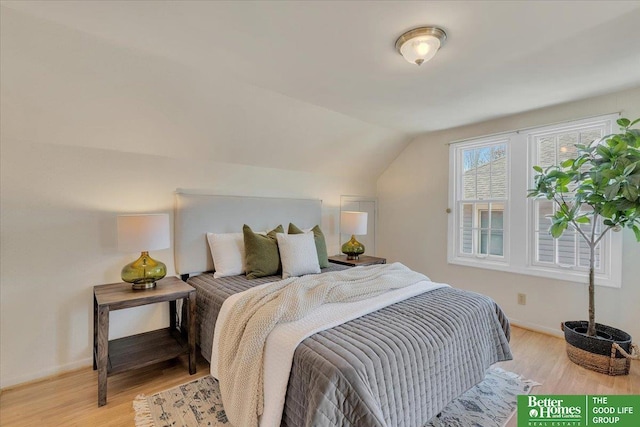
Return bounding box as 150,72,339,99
117,214,170,253
340,211,368,236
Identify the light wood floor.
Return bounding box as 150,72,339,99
0,326,637,427
501,327,639,427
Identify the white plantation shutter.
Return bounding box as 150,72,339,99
530,123,608,272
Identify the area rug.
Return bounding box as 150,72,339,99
133,367,539,427
423,367,540,427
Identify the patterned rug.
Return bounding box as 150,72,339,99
133,367,539,427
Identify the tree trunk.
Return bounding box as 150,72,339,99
587,245,596,337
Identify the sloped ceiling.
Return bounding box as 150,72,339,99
2,1,640,178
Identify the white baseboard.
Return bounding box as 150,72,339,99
510,318,564,339
0,357,92,390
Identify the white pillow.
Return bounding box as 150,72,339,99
276,232,321,279
206,232,246,278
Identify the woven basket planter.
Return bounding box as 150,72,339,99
566,342,631,376
562,321,638,376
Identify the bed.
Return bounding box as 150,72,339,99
174,191,512,427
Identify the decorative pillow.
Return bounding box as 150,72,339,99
243,224,284,279
288,223,329,268
276,232,321,279
206,232,248,278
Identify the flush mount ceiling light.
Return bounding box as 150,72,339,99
395,27,447,66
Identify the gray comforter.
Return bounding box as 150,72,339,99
188,267,511,427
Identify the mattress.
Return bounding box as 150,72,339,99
187,267,512,427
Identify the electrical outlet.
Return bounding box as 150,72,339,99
517,293,526,305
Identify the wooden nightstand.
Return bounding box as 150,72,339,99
328,255,387,267
93,276,195,406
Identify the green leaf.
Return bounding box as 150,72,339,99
615,198,636,211
627,173,640,186
574,216,590,224
596,144,612,159
623,162,637,176
547,170,568,180
622,183,639,202
612,140,628,154
533,165,543,173
604,182,621,200
561,158,574,168
586,194,604,202
602,203,618,218
617,118,631,128
633,225,640,242
629,118,640,127
550,221,568,238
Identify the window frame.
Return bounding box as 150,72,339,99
449,136,510,267
447,114,622,288
525,116,622,288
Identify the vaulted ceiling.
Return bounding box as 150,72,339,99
3,1,640,178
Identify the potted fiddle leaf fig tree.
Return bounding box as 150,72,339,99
528,117,640,375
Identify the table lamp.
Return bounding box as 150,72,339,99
340,211,368,260
117,214,170,289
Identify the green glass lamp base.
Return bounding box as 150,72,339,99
121,251,167,290
341,235,365,260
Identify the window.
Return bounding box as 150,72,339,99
448,114,622,287
454,139,508,262
529,123,609,273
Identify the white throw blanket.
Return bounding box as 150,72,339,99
212,262,447,427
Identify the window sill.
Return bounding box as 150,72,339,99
447,256,620,288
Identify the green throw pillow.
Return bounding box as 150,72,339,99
288,223,329,268
243,224,284,279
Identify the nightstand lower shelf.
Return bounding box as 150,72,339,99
107,328,187,375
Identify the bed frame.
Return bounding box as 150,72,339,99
174,191,322,278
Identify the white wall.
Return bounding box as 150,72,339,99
0,8,381,387
378,87,640,341
0,140,374,388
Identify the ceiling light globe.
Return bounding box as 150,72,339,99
395,27,447,66
400,35,440,65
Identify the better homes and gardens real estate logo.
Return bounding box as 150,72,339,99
518,395,640,427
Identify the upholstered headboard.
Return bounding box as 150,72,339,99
174,191,322,276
